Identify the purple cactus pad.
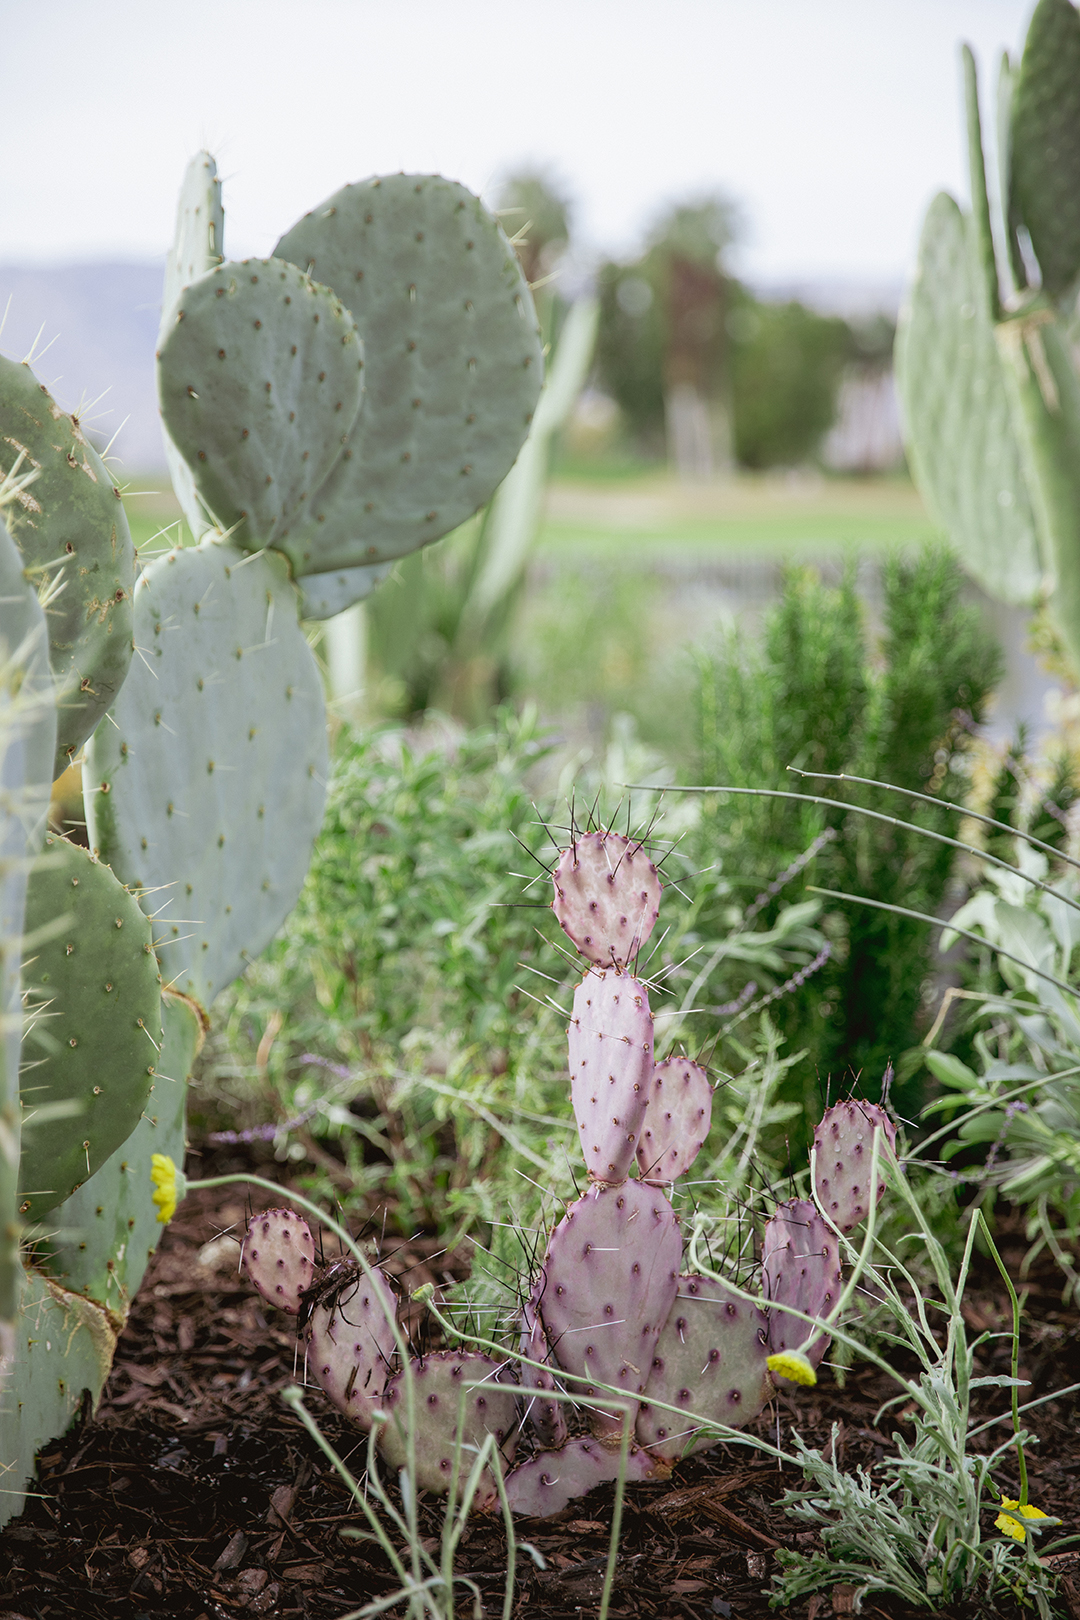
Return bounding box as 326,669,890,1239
636,1057,713,1184
762,1197,841,1384
568,969,654,1183
636,1274,771,1461
537,1178,681,1440
242,1207,316,1316
552,831,661,968
380,1350,519,1506
305,1264,398,1429
502,1435,660,1518
813,1098,897,1233
519,1291,569,1450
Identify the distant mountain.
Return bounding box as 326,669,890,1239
0,262,167,473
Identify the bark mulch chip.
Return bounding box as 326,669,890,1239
2,1175,1079,1619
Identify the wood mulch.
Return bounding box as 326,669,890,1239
2,1148,1080,1620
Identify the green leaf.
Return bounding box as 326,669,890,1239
925,1050,979,1091
1011,0,1080,299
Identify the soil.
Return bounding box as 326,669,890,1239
2,1146,1080,1620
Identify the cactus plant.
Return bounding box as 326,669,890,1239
0,356,136,775
234,823,891,1518
896,0,1080,674
0,143,547,1527
812,1098,898,1234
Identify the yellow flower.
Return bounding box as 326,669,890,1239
150,1153,185,1224
995,1499,1052,1541
767,1350,817,1387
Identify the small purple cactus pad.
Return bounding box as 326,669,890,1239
502,1435,660,1518
538,1179,681,1440
519,1291,568,1450
762,1198,842,1385
552,831,661,968
636,1057,713,1184
380,1350,519,1506
242,1207,316,1316
813,1098,897,1233
568,969,654,1183
635,1274,771,1461
305,1264,398,1430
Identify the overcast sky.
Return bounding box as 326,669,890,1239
1,0,1035,286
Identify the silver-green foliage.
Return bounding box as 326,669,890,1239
896,1,1080,671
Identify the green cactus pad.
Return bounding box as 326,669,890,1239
635,1274,771,1462
34,991,199,1314
272,174,543,575
380,1350,519,1505
0,355,135,774
896,192,1043,605
160,151,226,542
503,1435,659,1518
18,835,162,1223
0,518,56,1321
82,539,328,1013
157,259,364,548
297,560,393,621
0,1265,117,1529
1011,0,1080,299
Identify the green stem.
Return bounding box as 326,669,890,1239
977,1211,1028,1506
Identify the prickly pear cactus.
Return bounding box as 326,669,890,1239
504,1435,658,1518
812,1098,897,1234
537,1178,681,1440
303,1263,398,1431
271,174,543,579
83,539,328,1014
568,969,654,1183
552,831,661,968
0,516,56,1330
518,1293,568,1450
33,991,201,1314
762,1198,842,1383
0,356,136,773
157,260,365,550
636,1275,771,1461
242,1207,316,1316
898,4,1080,677
18,835,163,1224
159,149,225,540
380,1350,519,1506
636,1057,712,1185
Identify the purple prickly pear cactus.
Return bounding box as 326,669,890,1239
636,1057,712,1185
762,1198,842,1385
519,1291,568,1450
504,1435,659,1517
568,969,654,1184
537,1178,681,1440
552,831,661,968
635,1274,771,1460
304,1261,398,1430
242,1208,316,1316
380,1350,519,1507
813,1098,897,1233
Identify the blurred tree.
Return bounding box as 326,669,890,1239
728,294,852,468
596,194,738,475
